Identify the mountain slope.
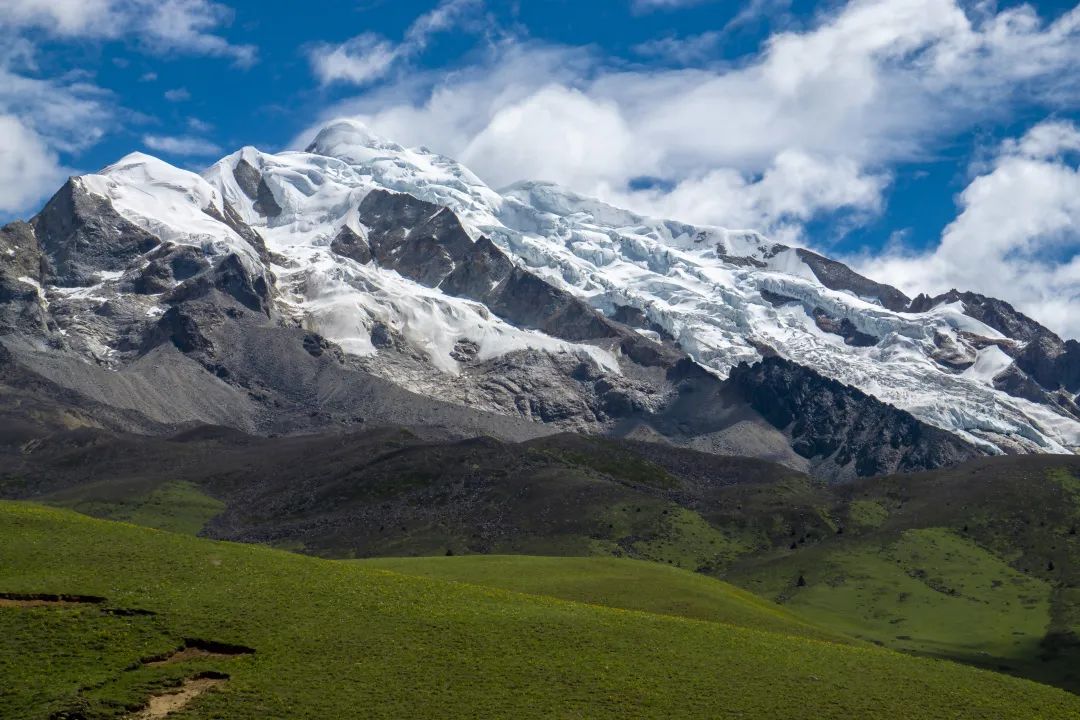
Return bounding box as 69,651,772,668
1,118,1076,477
4,501,1080,719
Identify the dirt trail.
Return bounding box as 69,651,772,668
130,677,225,719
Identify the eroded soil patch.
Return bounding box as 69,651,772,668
142,639,255,667
0,592,105,608
129,673,228,720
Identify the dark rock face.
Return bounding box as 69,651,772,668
908,290,1048,343
0,221,45,281
358,189,473,287
329,226,371,264
0,222,49,334
795,248,911,312
992,365,1080,420
234,158,283,217
930,332,976,372
450,339,479,362
911,290,1080,404
725,356,979,477
611,305,675,342
811,308,877,347
718,252,766,268
124,243,210,295
155,304,220,355
760,289,799,307
254,178,283,218
485,268,618,342
168,254,274,316
440,236,514,297
32,179,160,286
1016,335,1080,394
356,189,677,363
203,202,276,266
302,333,345,363
0,272,48,334
233,159,261,199
369,321,399,350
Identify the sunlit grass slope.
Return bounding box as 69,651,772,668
3,501,1080,719
361,555,847,642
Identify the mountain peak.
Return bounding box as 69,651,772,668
305,118,402,164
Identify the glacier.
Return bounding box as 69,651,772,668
56,118,1080,455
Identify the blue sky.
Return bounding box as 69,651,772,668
3,0,1080,334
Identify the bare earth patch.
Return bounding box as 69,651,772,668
142,639,255,666
130,675,226,719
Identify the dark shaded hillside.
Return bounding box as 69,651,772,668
0,424,824,565
724,356,978,477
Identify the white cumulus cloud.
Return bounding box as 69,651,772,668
304,0,1080,242
308,0,482,87
0,0,255,65
0,47,111,216
855,120,1080,338
0,114,71,214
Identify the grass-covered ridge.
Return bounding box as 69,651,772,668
360,555,848,642
4,501,1080,719
43,479,224,536
731,528,1053,660
726,458,1080,692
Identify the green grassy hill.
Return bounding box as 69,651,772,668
4,502,1080,719
725,457,1080,692
360,555,848,642
5,426,1080,700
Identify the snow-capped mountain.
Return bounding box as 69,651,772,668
220,119,1080,454
1,118,1077,479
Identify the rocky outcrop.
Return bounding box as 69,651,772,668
232,157,282,219
725,356,980,478
611,305,676,343
911,290,1080,406
31,179,160,286
329,226,371,264
795,248,911,312
908,290,1049,343
124,243,210,295
930,332,977,372
203,202,276,266
302,333,345,363
0,222,48,334
167,254,274,316
811,308,878,347
232,158,262,201
1015,335,1080,394
358,189,474,287
354,189,679,366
